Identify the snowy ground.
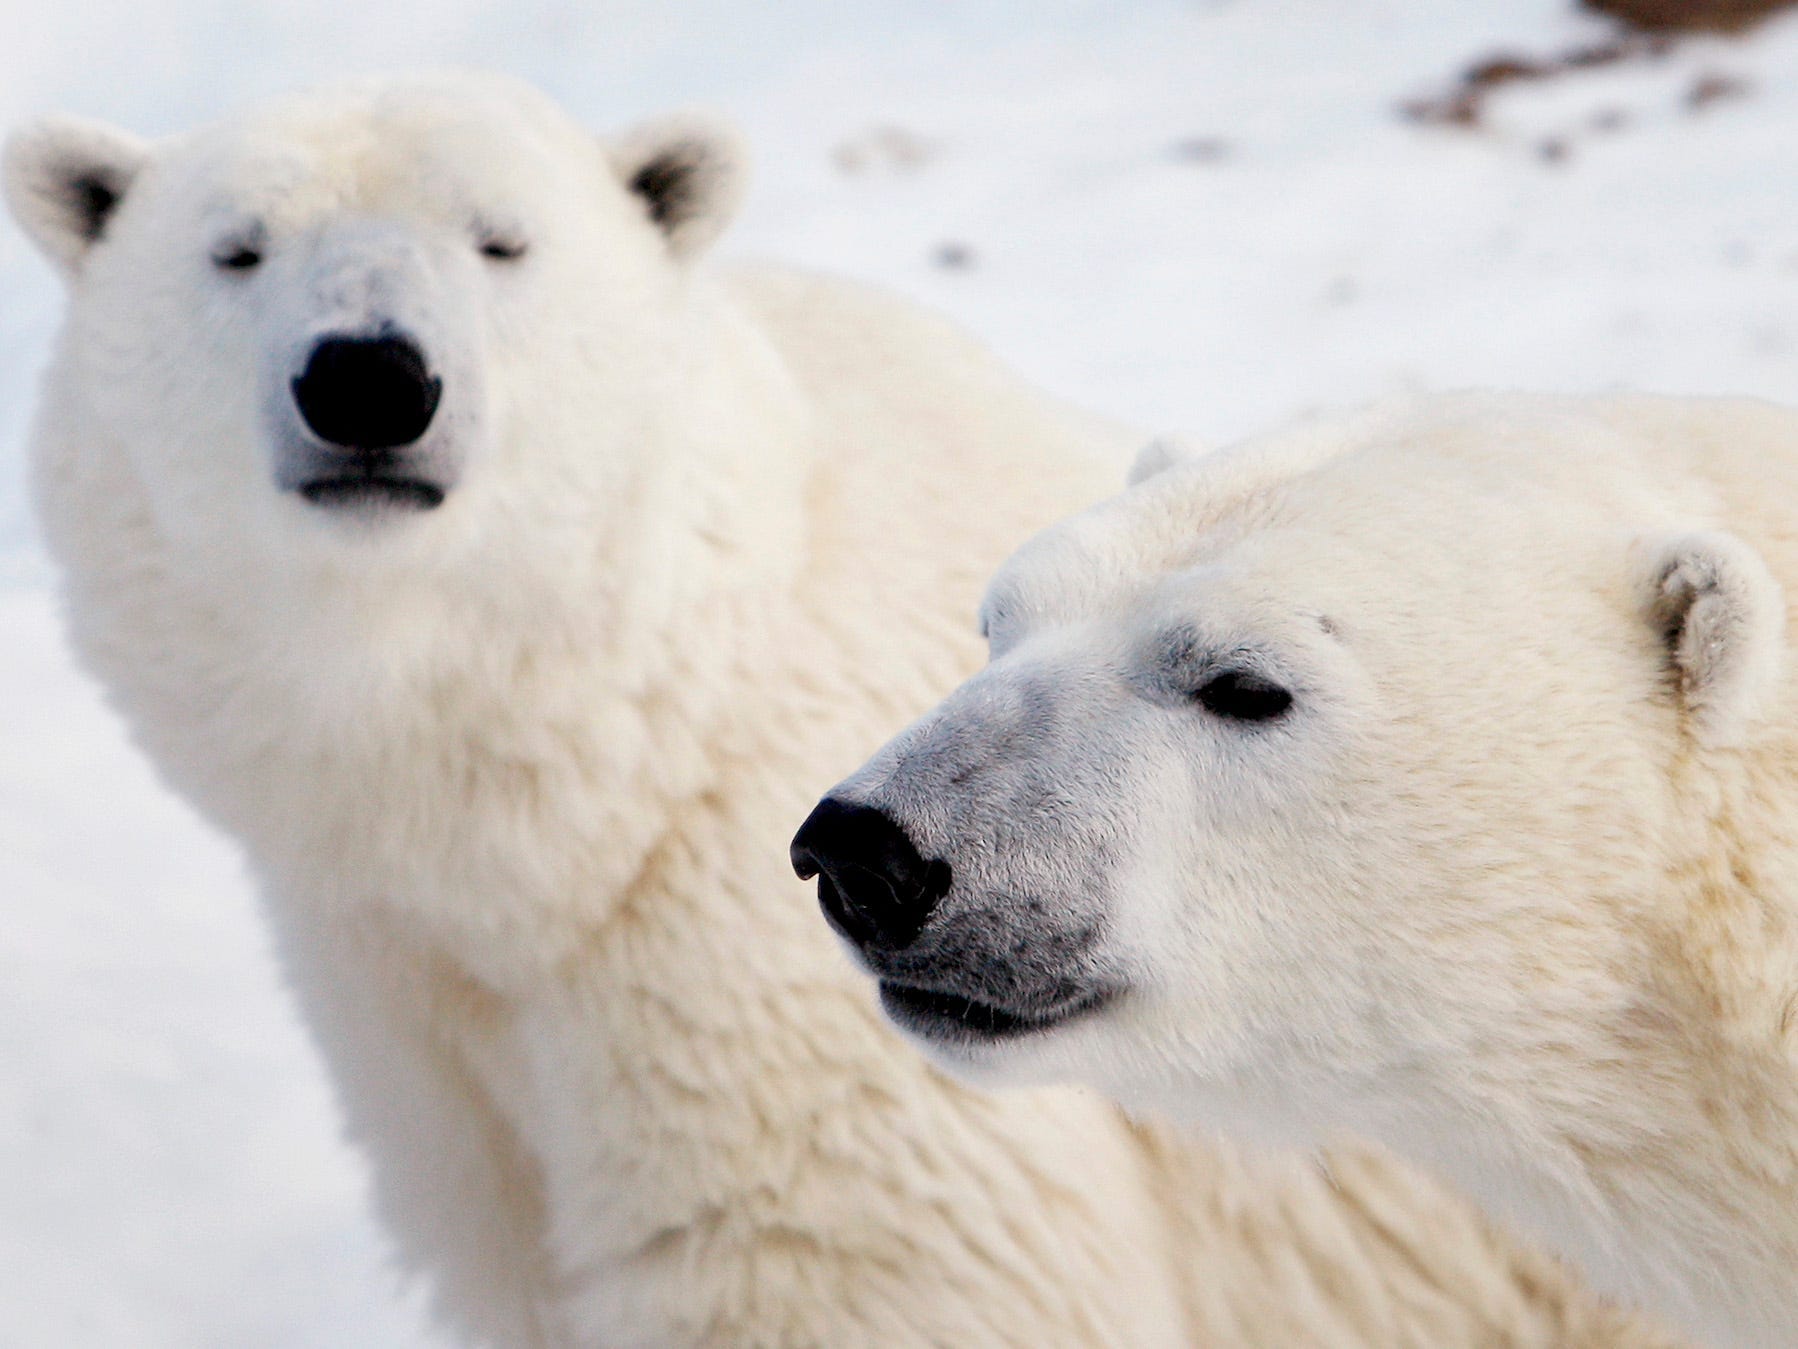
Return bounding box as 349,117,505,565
5,1,1798,1343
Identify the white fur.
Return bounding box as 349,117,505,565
8,79,1667,1348
840,390,1798,1347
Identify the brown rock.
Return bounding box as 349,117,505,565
1582,0,1797,33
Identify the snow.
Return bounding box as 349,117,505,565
5,0,1798,1342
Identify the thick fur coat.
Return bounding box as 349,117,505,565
6,76,1667,1347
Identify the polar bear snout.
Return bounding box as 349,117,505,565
293,334,443,453
798,683,1128,1053
283,331,452,512
790,797,951,952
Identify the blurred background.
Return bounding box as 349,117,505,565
3,0,1796,1343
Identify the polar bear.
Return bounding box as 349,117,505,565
798,391,1798,1348
7,76,1662,1347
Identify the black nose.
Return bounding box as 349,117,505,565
791,797,952,952
291,335,443,450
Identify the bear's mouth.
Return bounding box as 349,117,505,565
297,475,446,512
877,980,1112,1042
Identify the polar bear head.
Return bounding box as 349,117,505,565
4,72,751,589
794,394,1796,1169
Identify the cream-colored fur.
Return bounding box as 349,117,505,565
825,391,1798,1347
7,76,1665,1347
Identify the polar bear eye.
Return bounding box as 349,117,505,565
479,235,528,262
212,244,263,272
1194,670,1293,722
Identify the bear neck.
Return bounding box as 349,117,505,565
1368,785,1798,1349
41,277,815,985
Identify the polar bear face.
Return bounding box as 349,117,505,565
795,398,1788,1151
5,73,745,588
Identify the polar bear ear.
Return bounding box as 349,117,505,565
611,114,747,261
4,115,151,276
1635,530,1786,748
1127,435,1204,487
